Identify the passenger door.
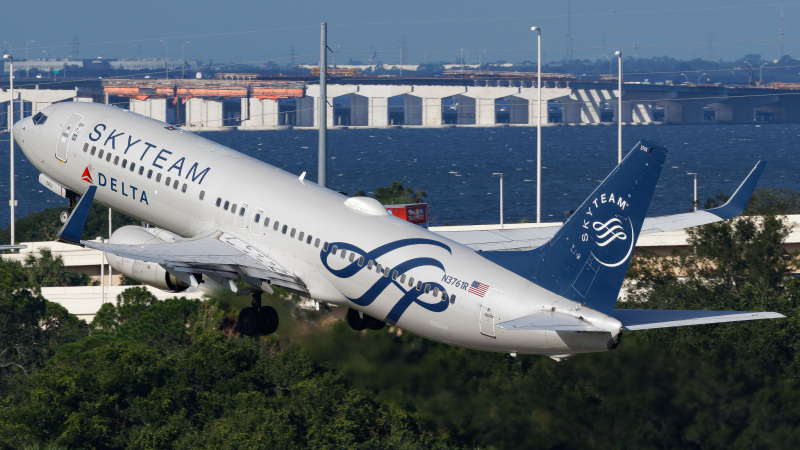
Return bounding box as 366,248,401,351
56,113,83,162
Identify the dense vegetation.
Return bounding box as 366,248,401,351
0,189,798,448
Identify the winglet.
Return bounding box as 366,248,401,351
56,186,96,245
706,161,766,219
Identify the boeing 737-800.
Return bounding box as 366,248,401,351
12,102,783,360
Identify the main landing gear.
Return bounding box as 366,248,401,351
237,291,279,336
346,308,386,331
60,191,79,224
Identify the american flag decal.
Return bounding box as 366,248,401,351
469,281,489,297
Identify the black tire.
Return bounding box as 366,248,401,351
366,316,386,331
237,307,260,336
259,306,279,335
347,308,367,331
59,209,70,224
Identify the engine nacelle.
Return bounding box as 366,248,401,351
106,226,190,293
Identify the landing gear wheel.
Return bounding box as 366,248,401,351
259,306,279,335
59,209,71,224
237,307,261,336
347,308,368,331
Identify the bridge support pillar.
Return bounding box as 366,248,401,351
185,98,224,129
660,100,707,124
130,98,167,123
240,98,280,128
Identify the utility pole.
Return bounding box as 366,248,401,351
318,22,328,188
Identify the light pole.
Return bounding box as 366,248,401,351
680,73,689,83
697,72,707,85
180,41,190,78
687,172,698,211
759,63,768,85
159,39,169,79
615,50,622,164
42,51,49,78
4,54,15,245
531,26,542,223
493,173,504,229
24,40,34,78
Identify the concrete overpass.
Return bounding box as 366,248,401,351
5,78,800,131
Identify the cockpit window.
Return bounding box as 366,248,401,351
32,112,47,125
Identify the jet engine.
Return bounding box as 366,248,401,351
105,226,191,293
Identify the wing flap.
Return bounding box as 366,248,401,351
611,309,784,331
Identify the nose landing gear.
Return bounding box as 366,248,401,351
237,291,279,336
59,191,79,224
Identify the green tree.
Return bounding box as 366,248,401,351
356,181,427,205
15,248,96,287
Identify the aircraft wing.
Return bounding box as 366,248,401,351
56,186,307,294
435,161,765,251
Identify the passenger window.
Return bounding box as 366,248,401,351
392,270,399,280
106,153,112,162
83,143,88,152
425,284,431,294
323,242,329,251
442,292,448,302
314,238,320,248
358,256,364,266
122,159,127,168
139,166,145,175
254,213,261,223
130,162,135,172
165,176,171,186
181,184,187,193
400,274,406,283
156,173,162,182
409,277,414,287
432,287,439,296
340,249,346,259
239,208,245,216
98,149,104,158
173,180,179,189
216,197,221,207
298,231,304,241
290,228,296,238
231,205,237,214
273,221,279,231
450,294,456,304
367,260,374,269
113,156,119,165
416,281,422,291
147,169,153,179
307,235,312,244
90,146,96,156
223,201,230,210
349,253,355,262
264,217,270,227
200,191,205,200
384,268,390,277
281,225,287,234
331,244,337,255
376,264,382,273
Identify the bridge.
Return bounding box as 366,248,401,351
4,78,800,131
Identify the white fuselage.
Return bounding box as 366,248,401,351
14,102,621,355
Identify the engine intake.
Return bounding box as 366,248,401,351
106,226,191,293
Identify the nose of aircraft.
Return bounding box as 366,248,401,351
12,115,29,144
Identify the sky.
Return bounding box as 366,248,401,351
2,1,798,67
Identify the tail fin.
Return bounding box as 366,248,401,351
484,140,667,313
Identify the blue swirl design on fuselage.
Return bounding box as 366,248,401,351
320,238,451,323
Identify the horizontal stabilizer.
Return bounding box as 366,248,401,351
498,311,607,332
611,309,785,331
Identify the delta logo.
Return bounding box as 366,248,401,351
81,167,93,184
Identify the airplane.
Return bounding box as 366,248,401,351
12,102,784,360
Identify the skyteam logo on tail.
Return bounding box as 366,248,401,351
582,192,635,268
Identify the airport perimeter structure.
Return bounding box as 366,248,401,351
4,77,800,131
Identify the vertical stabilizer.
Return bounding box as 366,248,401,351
484,140,667,313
